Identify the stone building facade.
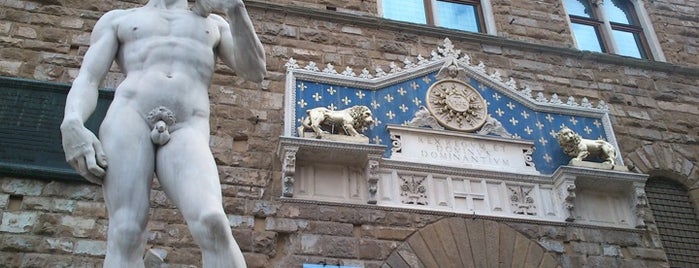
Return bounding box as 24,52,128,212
1,0,698,267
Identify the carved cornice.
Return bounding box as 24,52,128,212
276,136,386,165
380,159,551,184
279,198,647,233
553,165,649,183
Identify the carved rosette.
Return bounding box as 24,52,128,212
426,79,487,132
508,185,537,215
399,175,428,205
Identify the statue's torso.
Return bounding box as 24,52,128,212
105,7,224,126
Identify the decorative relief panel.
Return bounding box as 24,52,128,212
426,79,487,131
399,174,428,205
508,185,537,216
281,38,648,230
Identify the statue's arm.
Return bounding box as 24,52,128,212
215,2,266,83
63,10,120,124
60,10,121,184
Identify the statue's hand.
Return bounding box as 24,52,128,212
60,121,108,184
192,0,244,17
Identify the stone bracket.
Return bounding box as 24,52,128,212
276,137,386,204
553,166,649,228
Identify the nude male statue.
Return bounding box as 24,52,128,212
60,0,265,267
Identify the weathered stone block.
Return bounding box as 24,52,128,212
321,235,358,258
538,238,565,253
73,240,106,256
570,241,602,256
0,22,11,34
308,221,353,236
21,196,75,213
587,256,622,267
42,182,100,200
300,234,322,255
228,215,255,229
243,252,270,268
1,179,45,196
358,208,386,224
0,60,23,76
603,244,623,257
251,200,278,217
58,216,96,238
0,234,40,251
0,194,9,209
0,251,20,267
359,239,398,260
59,17,83,29
0,212,38,233
627,247,668,261
42,237,74,254
252,231,277,256
265,217,309,233
219,166,270,187
73,201,107,219
360,225,415,240
385,212,411,227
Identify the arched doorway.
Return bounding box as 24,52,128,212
381,218,561,268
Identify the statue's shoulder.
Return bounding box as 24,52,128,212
207,13,229,27
98,8,140,23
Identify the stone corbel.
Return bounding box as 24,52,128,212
632,182,649,228
554,174,577,222
281,146,299,197
366,155,381,204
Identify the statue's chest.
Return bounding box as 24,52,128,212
116,10,218,43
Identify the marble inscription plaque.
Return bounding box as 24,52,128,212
388,125,538,174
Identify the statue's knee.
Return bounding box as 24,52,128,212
110,222,146,246
195,211,230,237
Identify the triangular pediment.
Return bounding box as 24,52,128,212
283,38,620,175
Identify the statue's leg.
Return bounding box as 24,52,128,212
155,122,246,268
99,107,155,268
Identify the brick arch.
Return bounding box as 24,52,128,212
381,218,561,268
625,143,699,189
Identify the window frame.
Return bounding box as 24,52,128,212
563,0,661,60
379,0,496,35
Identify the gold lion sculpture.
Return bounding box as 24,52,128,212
557,127,617,166
298,105,374,139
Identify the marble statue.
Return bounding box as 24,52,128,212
297,105,374,139
557,127,617,166
59,0,266,267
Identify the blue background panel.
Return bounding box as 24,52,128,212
294,72,608,174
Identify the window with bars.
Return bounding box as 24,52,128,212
645,178,699,267
563,0,651,59
380,0,486,33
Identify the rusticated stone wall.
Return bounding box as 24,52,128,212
1,0,698,267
